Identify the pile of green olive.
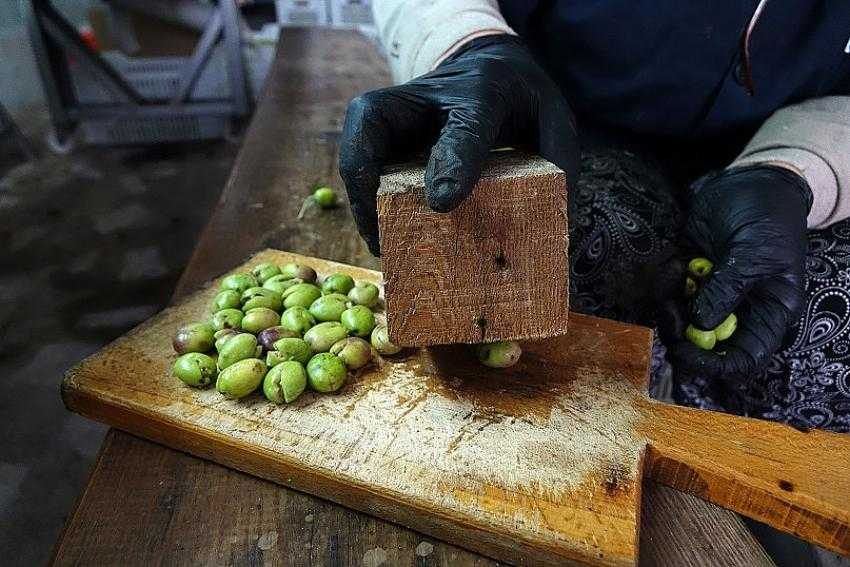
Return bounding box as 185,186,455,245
684,257,738,350
171,261,400,403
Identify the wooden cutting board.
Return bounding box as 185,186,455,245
63,250,850,566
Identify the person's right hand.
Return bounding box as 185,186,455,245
339,34,579,256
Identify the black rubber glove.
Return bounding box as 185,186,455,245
338,34,579,256
664,165,812,380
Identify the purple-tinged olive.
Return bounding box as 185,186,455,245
263,275,303,295
306,353,347,393
263,360,307,403
347,281,380,308
321,273,355,295
330,337,372,370
173,353,217,387
280,306,316,334
211,308,243,332
211,289,241,312
340,305,375,337
241,307,280,334
309,294,349,322
476,341,522,368
251,262,281,285
279,263,317,283
172,323,215,354
257,326,300,351
220,273,258,295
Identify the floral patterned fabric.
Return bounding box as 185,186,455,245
571,147,850,433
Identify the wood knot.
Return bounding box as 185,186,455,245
778,480,794,492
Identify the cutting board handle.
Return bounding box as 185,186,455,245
641,400,850,556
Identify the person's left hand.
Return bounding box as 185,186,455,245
660,165,812,381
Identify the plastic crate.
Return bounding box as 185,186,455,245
71,49,230,105
68,50,231,144
79,115,229,145
276,0,330,26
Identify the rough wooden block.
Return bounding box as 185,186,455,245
377,153,569,346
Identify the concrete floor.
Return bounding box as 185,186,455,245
0,129,238,566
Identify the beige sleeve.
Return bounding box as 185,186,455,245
372,0,515,84
730,96,850,229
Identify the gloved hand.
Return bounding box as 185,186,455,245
338,34,579,256
663,165,812,380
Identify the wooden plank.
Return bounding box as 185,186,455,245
639,484,774,567
642,401,850,554
378,155,569,346
54,27,774,567
62,251,850,564
63,250,653,567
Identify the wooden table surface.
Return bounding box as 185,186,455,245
52,28,774,566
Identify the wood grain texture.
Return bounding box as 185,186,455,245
63,250,850,565
639,485,774,567
64,250,652,567
54,27,775,567
641,400,850,555
378,155,569,346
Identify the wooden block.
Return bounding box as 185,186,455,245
377,153,569,347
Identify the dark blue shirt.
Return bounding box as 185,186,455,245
499,1,850,143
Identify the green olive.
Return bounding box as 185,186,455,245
370,325,401,356
309,294,349,322
241,287,283,312
684,277,698,298
217,333,259,370
172,322,215,354
688,257,714,279
211,289,241,312
241,307,280,334
685,324,716,350
263,360,307,403
279,263,317,283
303,322,348,353
263,275,304,295
306,353,347,393
714,313,738,342
347,281,380,308
220,273,258,295
476,341,522,368
340,305,376,337
268,337,313,366
216,358,267,399
214,328,239,352
280,306,316,334
282,283,323,309
257,326,300,351
173,352,217,387
211,308,243,332
330,337,372,370
321,273,355,295
313,187,337,209
251,262,281,285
